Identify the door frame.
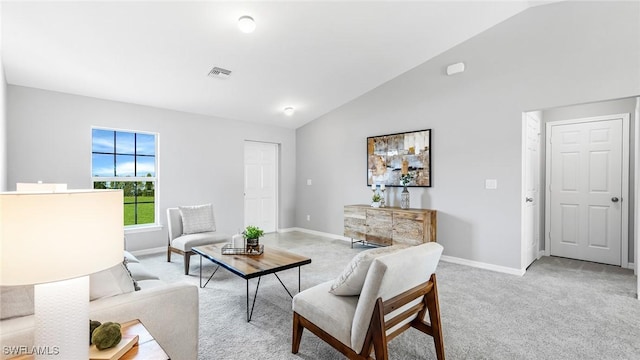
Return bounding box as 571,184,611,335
243,140,280,233
544,114,630,268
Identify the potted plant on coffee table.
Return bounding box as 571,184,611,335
243,225,264,253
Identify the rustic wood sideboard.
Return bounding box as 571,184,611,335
344,205,437,247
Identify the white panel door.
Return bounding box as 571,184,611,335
523,111,541,269
244,141,278,233
549,119,623,265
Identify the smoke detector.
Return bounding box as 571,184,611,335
208,67,232,78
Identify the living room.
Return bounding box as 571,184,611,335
1,1,639,359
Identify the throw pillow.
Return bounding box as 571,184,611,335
0,285,34,320
329,245,408,296
179,204,216,234
89,262,136,300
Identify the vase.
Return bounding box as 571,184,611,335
246,237,260,253
371,202,381,208
400,186,410,209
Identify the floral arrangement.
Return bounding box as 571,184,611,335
400,173,414,186
372,193,382,203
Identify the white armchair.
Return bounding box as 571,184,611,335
167,205,230,275
292,242,445,360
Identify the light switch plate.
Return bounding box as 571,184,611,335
307,179,312,186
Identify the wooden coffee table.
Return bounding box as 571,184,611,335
192,243,312,322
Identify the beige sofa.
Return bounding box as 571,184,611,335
0,252,199,360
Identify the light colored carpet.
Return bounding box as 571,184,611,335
138,231,640,359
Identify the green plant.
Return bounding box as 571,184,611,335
400,173,414,186
243,225,264,240
372,193,382,202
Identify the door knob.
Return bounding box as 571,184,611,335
525,197,533,203
611,197,619,203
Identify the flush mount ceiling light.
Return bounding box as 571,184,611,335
238,15,256,33
283,107,295,116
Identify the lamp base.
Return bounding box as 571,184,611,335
34,276,89,359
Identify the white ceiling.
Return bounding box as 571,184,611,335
2,1,549,129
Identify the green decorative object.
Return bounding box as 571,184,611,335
91,322,122,350
243,225,264,253
243,225,264,240
89,320,102,345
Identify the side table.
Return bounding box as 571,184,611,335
8,319,169,360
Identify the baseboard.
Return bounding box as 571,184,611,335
278,227,351,242
283,228,527,276
440,255,526,276
129,246,166,256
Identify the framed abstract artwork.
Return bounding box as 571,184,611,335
367,129,431,187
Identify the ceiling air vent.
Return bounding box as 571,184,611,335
208,67,232,78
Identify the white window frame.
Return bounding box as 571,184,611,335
91,126,160,230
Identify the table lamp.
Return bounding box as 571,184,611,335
0,189,123,359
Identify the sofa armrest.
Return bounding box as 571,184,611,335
90,282,199,360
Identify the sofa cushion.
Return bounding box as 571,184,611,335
89,262,136,301
179,204,216,234
126,262,160,281
329,245,408,296
0,285,34,320
136,279,166,290
171,231,230,252
292,280,358,348
124,251,140,263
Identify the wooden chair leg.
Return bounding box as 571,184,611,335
184,253,190,275
167,247,172,262
426,274,445,360
292,312,304,354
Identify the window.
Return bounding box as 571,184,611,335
92,128,158,227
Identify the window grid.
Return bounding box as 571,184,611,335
92,129,157,227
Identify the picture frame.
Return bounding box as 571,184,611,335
367,129,431,187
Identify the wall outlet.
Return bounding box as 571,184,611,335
306,214,311,221
307,179,312,186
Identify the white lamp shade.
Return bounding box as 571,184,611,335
0,190,124,286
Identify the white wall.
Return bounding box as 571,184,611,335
7,86,296,251
295,1,640,270
0,1,7,192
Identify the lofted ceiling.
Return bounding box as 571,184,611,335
2,1,552,129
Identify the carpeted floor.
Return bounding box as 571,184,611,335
138,231,640,360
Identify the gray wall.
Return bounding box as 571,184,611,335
542,97,639,263
7,86,297,251
295,1,640,270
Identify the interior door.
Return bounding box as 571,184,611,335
244,141,278,233
523,111,541,269
548,118,623,265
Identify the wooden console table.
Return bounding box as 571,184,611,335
344,205,437,247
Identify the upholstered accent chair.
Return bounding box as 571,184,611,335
167,205,230,275
292,242,445,360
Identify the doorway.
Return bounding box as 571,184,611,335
545,114,629,266
244,141,279,233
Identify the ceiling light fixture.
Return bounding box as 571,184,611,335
284,107,295,116
238,15,256,33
